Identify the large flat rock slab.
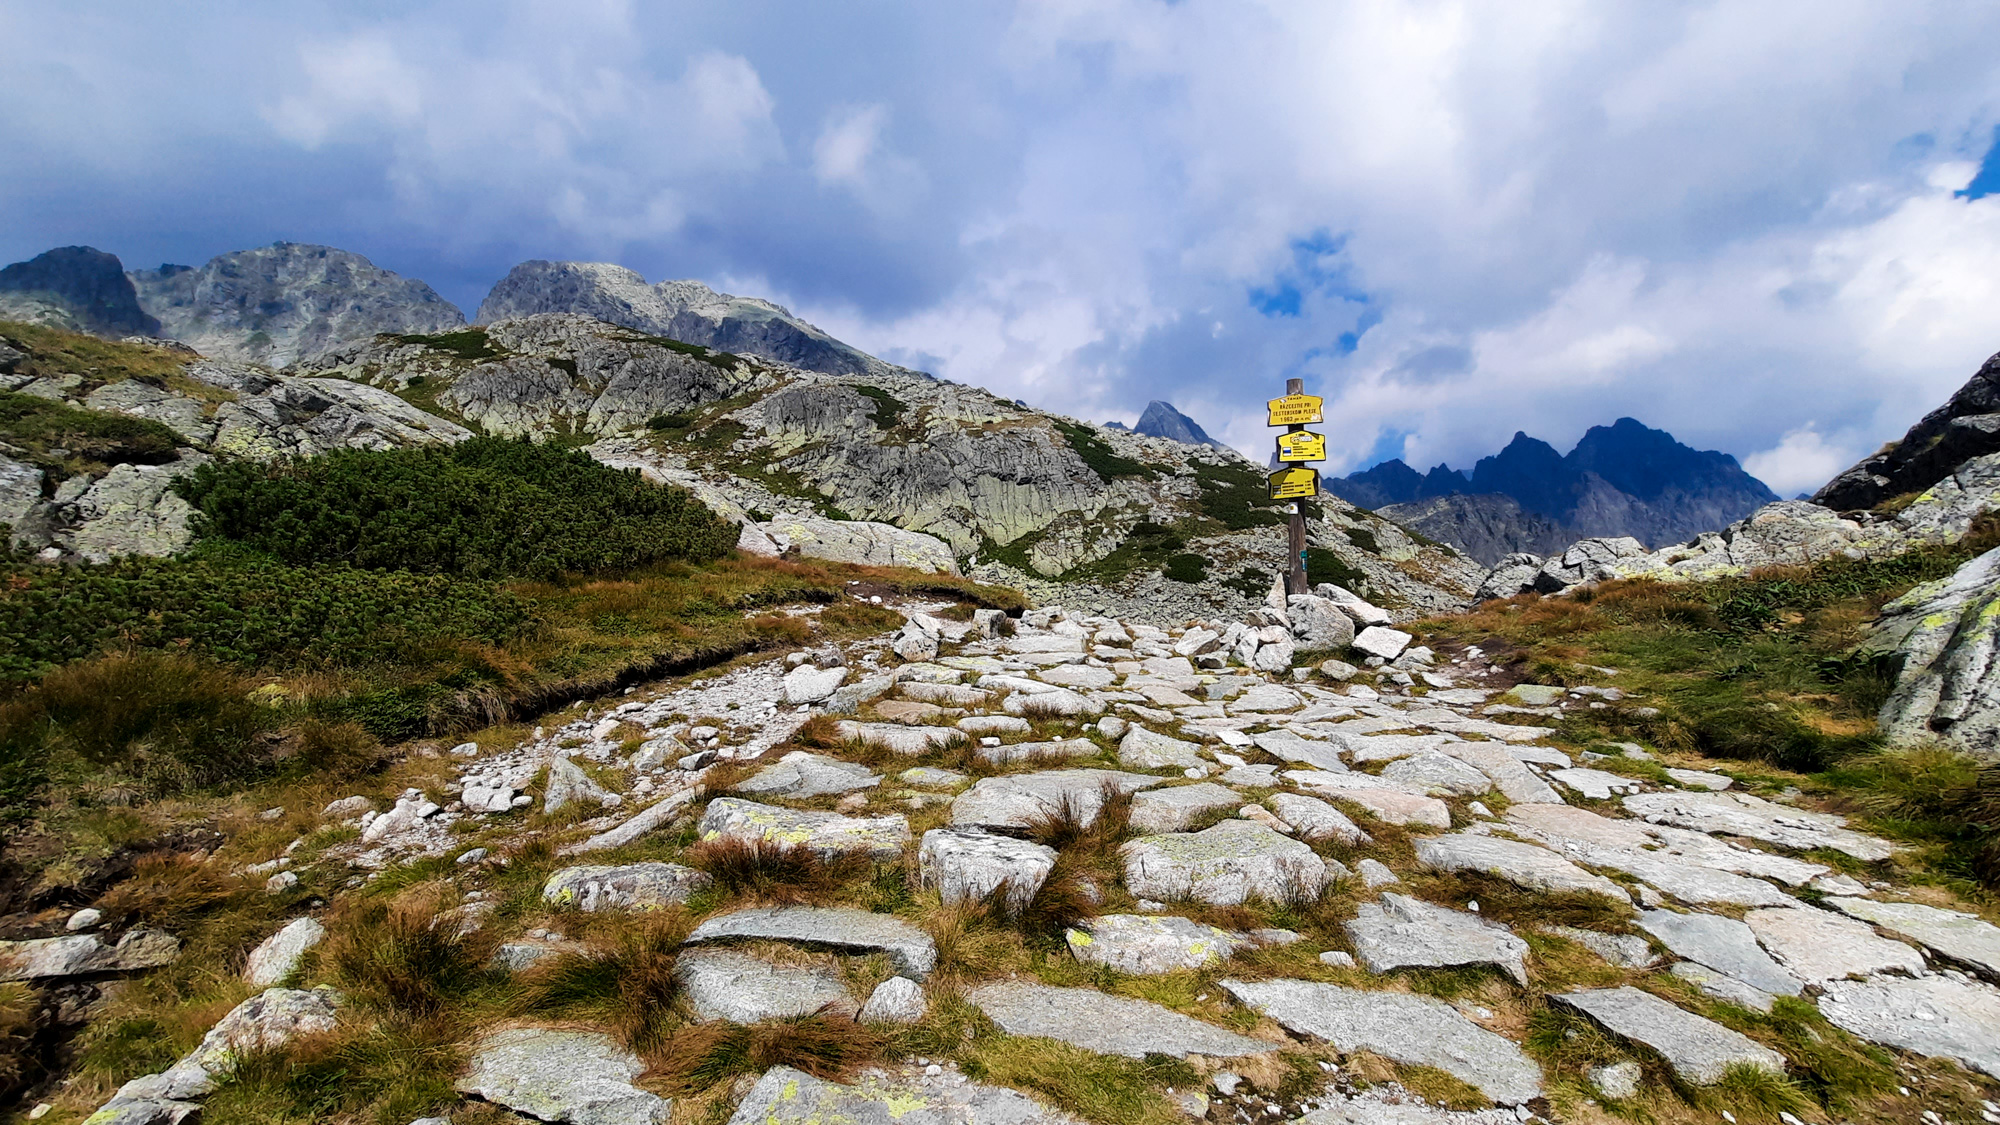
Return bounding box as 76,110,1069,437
734,752,880,799
1830,897,2000,980
1411,832,1629,902
1636,910,1800,997
1122,819,1331,905
965,980,1271,1059
1507,802,1824,886
1437,742,1561,804
1621,791,1895,862
1818,975,2000,1079
698,797,909,860
686,906,937,979
675,949,852,1023
1221,978,1542,1105
1553,986,1784,1084
1268,793,1371,844
834,722,962,756
949,769,1162,831
1745,906,1927,984
1344,894,1528,985
1065,914,1246,974
456,1026,669,1125
725,1065,1085,1125
1119,726,1207,770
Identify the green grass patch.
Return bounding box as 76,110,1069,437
0,389,185,483
391,327,508,362
1053,420,1154,482
853,385,907,429
1191,461,1286,530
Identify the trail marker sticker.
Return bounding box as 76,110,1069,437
1266,394,1324,426
1268,465,1319,500
1275,429,1326,463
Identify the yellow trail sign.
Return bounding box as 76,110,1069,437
1268,465,1319,500
1275,429,1325,463
1267,393,1324,426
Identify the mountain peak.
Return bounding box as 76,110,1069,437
1133,400,1226,448
0,246,161,337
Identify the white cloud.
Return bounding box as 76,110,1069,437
813,104,886,186
1745,426,1856,498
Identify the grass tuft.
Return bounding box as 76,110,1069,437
686,836,867,904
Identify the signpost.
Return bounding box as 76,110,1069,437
1267,378,1325,595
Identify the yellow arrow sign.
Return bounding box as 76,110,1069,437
1275,429,1326,463
1267,393,1324,426
1268,465,1319,500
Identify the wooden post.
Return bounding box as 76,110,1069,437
1285,377,1309,596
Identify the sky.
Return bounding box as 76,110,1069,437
7,1,2000,496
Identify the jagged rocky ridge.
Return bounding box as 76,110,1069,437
476,259,893,378
0,316,1480,622
0,247,161,338
1109,400,1229,450
1330,419,1779,566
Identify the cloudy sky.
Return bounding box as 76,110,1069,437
7,1,2000,494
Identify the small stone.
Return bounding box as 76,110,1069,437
1588,1060,1642,1101
1267,793,1372,845
243,918,326,988
783,664,849,704
65,908,102,932
1540,925,1657,969
859,976,928,1024
456,1027,668,1125
457,847,490,865
1356,859,1399,887
1318,951,1355,968
264,872,299,895
1351,626,1413,661
735,752,879,799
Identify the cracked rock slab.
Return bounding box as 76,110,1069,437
1745,906,1927,984
1282,770,1450,828
966,980,1272,1059
0,929,179,981
1829,897,2000,981
1118,726,1207,770
675,948,852,1023
1622,791,1895,862
1122,819,1331,905
1636,910,1799,996
1818,975,2000,1079
1065,914,1246,974
698,797,909,860
725,1064,1085,1125
457,1027,669,1125
1221,978,1542,1105
1411,832,1630,902
1267,793,1371,844
1553,986,1784,1084
686,906,937,979
1345,894,1528,985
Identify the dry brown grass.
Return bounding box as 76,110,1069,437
516,912,689,1050
322,886,495,1019
685,837,866,905
649,1013,887,1089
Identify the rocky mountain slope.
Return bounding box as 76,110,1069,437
28,588,2000,1125
125,242,466,367
476,260,892,377
1815,349,2000,512
0,316,1480,622
1331,420,1779,565
0,247,161,337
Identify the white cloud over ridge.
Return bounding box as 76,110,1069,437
5,0,2000,490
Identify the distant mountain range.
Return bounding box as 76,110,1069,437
1326,421,1779,564
0,243,901,379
